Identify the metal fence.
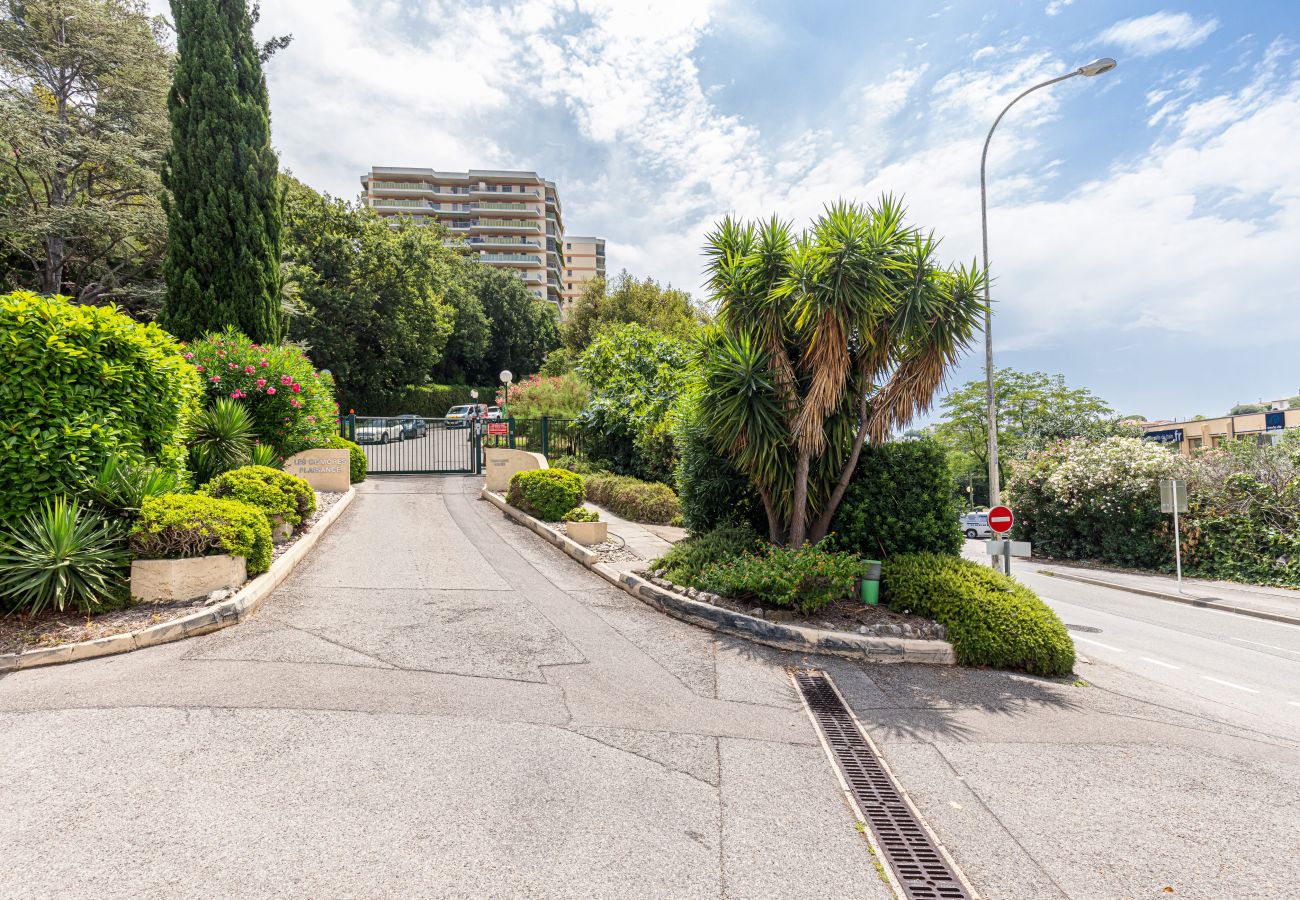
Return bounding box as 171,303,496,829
340,414,586,474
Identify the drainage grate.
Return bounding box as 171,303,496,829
795,671,970,900
1065,623,1103,633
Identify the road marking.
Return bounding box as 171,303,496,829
1231,638,1300,656
1200,676,1260,693
1073,636,1123,652
1140,656,1181,669
1289,701,1300,708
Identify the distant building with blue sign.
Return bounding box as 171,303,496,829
1142,402,1299,454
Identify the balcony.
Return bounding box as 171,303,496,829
467,236,541,248
476,201,538,212
521,272,545,284
473,218,541,232
479,253,542,266
371,198,432,210
471,186,541,198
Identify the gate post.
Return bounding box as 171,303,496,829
541,416,550,458
507,417,516,450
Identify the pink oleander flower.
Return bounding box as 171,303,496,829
195,365,204,372
290,399,302,408
244,366,255,374
183,352,194,360
256,378,266,388
281,375,292,386
291,384,301,393
259,359,269,367
210,375,220,383
228,362,236,369
267,387,276,394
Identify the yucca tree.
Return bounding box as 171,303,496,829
700,197,985,547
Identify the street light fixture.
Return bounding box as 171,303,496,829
979,57,1117,506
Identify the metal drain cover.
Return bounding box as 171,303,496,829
795,671,971,900
1065,623,1102,633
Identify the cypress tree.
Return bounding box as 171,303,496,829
161,0,282,343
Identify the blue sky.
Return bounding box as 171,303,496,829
156,1,1300,421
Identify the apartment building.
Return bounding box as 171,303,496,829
559,236,607,311
360,167,566,309
1143,407,1300,454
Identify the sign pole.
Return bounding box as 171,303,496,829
1173,495,1182,589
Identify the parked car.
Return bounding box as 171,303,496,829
355,418,405,445
445,404,487,428
395,414,427,439
959,511,993,539
486,406,502,421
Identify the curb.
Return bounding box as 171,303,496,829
0,487,358,673
481,487,955,666
1038,569,1300,627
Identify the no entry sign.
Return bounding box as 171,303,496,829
988,506,1014,534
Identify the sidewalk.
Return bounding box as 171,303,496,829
581,500,684,573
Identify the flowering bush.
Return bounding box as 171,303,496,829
185,330,337,457
497,372,588,418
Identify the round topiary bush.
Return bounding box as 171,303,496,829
507,468,584,521
0,291,202,525
201,465,316,528
132,493,273,576
325,435,366,483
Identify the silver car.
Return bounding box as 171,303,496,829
959,512,993,539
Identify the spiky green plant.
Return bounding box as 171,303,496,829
0,497,131,616
85,457,183,518
249,442,281,468
700,197,985,547
189,398,254,483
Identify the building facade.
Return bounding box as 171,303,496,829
559,236,606,312
360,168,567,309
1142,407,1300,454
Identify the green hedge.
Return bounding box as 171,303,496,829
584,473,681,525
202,465,316,527
131,493,273,576
694,541,869,615
325,435,367,483
507,468,584,521
651,524,762,585
345,383,493,418
0,291,202,524
882,553,1075,677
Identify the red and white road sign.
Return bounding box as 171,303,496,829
988,505,1014,534
487,422,509,436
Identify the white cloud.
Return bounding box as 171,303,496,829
1095,11,1219,57
1045,0,1073,16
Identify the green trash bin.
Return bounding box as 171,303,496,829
859,560,881,606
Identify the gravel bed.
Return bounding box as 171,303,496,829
0,491,344,655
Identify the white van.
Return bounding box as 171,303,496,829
959,511,993,539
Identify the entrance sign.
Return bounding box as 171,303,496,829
283,448,350,492
988,506,1014,534
1160,478,1188,589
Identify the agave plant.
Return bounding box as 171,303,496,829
189,398,254,484
0,497,131,616
250,442,281,468
85,456,182,517
700,197,986,547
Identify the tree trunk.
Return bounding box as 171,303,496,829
760,487,784,545
42,234,65,295
789,450,811,548
809,395,871,543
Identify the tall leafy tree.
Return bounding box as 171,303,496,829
0,0,170,308
561,269,706,352
161,0,281,342
700,198,985,547
472,266,560,382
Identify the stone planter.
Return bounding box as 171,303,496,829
131,555,247,603
565,520,608,546
270,516,293,544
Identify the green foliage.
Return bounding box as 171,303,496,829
0,0,170,309
507,468,584,522
882,553,1075,677
576,322,694,483
343,383,493,418
584,473,682,525
651,523,762,586
561,270,706,352
538,348,577,377
548,454,606,476
132,492,272,576
0,497,131,616
281,178,456,406
497,373,588,418
162,0,282,343
695,541,870,615
700,199,986,548
249,442,281,468
562,506,599,523
84,456,183,519
0,291,202,524
202,465,315,527
672,380,764,533
830,438,962,558
186,330,337,457
189,397,255,483
1229,403,1268,415
324,435,367,483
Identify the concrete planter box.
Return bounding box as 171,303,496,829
565,520,608,546
270,517,293,544
131,554,247,603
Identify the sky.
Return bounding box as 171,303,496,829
153,1,1300,422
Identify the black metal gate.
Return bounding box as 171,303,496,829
341,415,481,475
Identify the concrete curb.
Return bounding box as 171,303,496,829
0,487,357,673
481,487,955,666
1038,569,1300,627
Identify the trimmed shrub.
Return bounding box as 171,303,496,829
882,553,1075,677
132,493,273,576
830,438,962,558
186,329,337,457
651,524,762,585
694,541,869,615
562,506,599,523
202,465,316,528
585,473,681,525
325,435,367,483
548,454,605,476
508,468,584,521
0,291,202,524
0,497,132,615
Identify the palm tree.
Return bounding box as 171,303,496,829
700,197,985,547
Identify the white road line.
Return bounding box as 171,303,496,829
1200,676,1260,693
1231,638,1300,656
1073,636,1123,652
1139,656,1181,669
1289,701,1300,708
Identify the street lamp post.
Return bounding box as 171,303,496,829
979,56,1116,506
